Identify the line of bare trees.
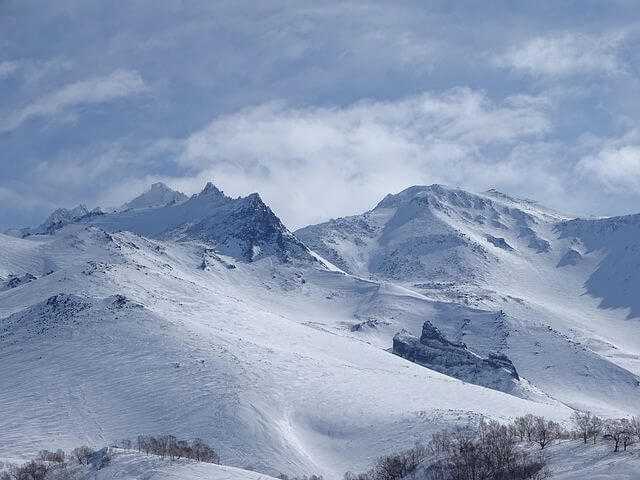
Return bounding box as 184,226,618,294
342,412,640,480
0,435,219,480
570,411,639,452
0,446,97,480
343,418,548,480
132,434,219,463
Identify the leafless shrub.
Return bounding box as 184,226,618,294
135,435,219,463
37,450,65,464
71,446,95,465
531,417,560,450
603,418,635,452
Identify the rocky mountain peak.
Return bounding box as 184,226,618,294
120,182,188,211
200,181,226,198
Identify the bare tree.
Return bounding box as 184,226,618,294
571,411,592,444
514,414,536,443
588,415,604,445
631,416,640,443
71,446,94,465
532,416,559,450
604,419,634,452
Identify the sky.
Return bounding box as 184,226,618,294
2,1,640,230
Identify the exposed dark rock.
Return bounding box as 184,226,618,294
106,294,142,309
486,235,514,251
518,226,551,253
557,248,582,267
2,273,37,291
393,320,520,392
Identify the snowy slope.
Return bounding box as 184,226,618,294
2,182,640,479
544,440,640,480
53,449,278,480
0,223,566,479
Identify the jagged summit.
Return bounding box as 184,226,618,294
25,204,103,236
120,182,188,211
199,181,226,198
83,181,313,263
4,180,640,478
373,184,568,222
7,181,310,263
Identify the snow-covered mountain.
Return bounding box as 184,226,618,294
1,182,639,479
16,204,105,236
83,182,313,262
118,182,188,211
296,184,640,415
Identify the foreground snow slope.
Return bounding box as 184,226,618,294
68,449,277,480
545,440,640,480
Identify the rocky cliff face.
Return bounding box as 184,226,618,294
393,320,520,394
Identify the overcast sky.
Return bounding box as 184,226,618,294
3,1,640,230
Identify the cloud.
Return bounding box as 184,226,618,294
1,69,146,132
0,61,19,79
176,88,552,228
495,31,626,77
578,141,640,192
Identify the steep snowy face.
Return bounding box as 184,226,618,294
87,182,313,262
3,183,640,478
296,184,555,284
556,214,640,319
119,182,188,211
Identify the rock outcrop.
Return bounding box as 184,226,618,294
393,320,519,393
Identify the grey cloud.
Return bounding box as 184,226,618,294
174,89,553,228
1,70,146,133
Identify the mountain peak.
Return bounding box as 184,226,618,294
24,204,96,236
149,181,171,191
120,182,187,212
374,184,461,209
200,181,226,198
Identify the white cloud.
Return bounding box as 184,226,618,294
578,143,640,192
1,69,146,132
496,31,626,77
176,88,552,228
0,61,19,79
